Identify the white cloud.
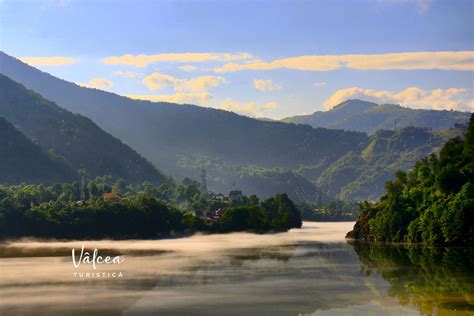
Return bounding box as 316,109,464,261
77,77,113,90
103,52,253,68
126,92,213,105
125,92,279,117
313,82,327,87
219,99,257,115
19,56,78,66
178,76,226,92
142,72,226,92
216,55,341,72
219,99,279,117
129,71,226,107
254,79,281,92
112,70,139,78
214,51,474,73
324,86,473,111
179,65,197,72
142,72,180,90
261,102,279,110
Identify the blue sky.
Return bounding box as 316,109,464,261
1,0,473,118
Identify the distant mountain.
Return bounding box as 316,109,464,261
2,51,465,202
177,154,323,201
313,125,466,200
0,74,166,185
0,116,75,184
281,99,471,134
0,51,367,201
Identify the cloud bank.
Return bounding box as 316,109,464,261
142,72,226,92
214,51,474,72
324,86,473,111
126,92,213,105
219,99,279,117
77,77,113,89
103,53,253,68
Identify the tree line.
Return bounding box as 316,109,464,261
0,177,301,239
347,114,474,245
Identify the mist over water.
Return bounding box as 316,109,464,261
0,222,472,315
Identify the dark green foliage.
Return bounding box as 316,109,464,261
220,205,266,231
350,243,474,315
0,74,165,185
464,113,474,158
282,99,471,134
0,117,75,184
260,193,302,229
0,179,301,239
348,114,474,245
23,194,183,239
315,125,466,201
436,138,466,193
221,193,302,231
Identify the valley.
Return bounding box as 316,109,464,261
1,51,468,204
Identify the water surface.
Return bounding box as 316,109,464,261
0,222,472,315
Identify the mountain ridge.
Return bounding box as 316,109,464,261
314,124,466,200
281,99,471,134
1,51,468,202
0,74,166,185
0,51,368,201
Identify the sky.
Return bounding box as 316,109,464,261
0,0,473,119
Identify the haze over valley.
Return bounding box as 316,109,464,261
1,52,471,202
1,1,473,315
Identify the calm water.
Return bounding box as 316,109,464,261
0,222,473,316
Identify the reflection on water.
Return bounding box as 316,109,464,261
0,222,472,315
351,242,474,316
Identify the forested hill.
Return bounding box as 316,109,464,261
0,51,368,200
281,99,471,134
0,51,367,169
347,114,474,245
314,125,466,201
0,74,166,185
3,51,464,203
0,117,76,184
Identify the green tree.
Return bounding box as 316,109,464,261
348,115,474,246
112,178,127,194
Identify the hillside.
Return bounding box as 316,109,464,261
0,117,75,184
0,51,367,201
177,154,323,201
1,51,466,202
313,125,466,201
347,114,474,245
0,74,166,185
282,99,471,134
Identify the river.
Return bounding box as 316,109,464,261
0,222,472,315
